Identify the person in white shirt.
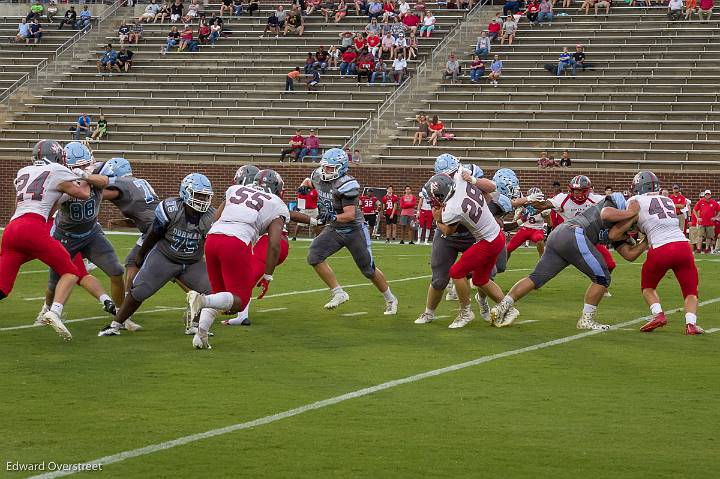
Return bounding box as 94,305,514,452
667,0,683,19
392,53,407,83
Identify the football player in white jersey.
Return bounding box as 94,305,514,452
0,140,92,340
609,171,704,335
507,187,549,259
187,169,290,349
423,169,516,329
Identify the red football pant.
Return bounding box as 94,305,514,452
0,213,79,297
507,227,545,253
205,233,289,308
418,209,433,229
641,241,698,298
596,244,616,271
449,231,505,286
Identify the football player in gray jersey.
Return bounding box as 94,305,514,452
36,142,124,324
99,158,160,293
307,148,398,315
98,173,216,337
491,193,647,330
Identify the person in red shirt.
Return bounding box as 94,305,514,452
487,16,502,41
353,33,366,52
340,48,358,76
292,178,319,240
398,186,417,244
359,189,381,237
428,114,444,146
366,32,381,56
693,190,720,253
280,129,304,162
689,196,701,253
402,12,420,35
381,185,398,242
668,184,688,233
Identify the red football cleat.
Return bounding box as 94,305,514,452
640,313,667,332
685,323,705,335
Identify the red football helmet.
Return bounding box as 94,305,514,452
569,175,591,203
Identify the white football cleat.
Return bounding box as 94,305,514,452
186,291,205,322
475,292,491,322
34,304,49,326
192,331,212,349
83,258,97,271
490,300,511,326
42,311,72,341
445,285,458,301
577,312,609,331
449,307,474,329
414,312,436,324
185,326,214,336
494,307,520,328
384,297,398,315
324,290,349,310
121,318,142,332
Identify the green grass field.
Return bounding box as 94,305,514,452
2,234,719,479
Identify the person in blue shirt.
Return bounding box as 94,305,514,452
76,5,91,31
556,46,576,77
16,19,31,43
74,113,92,140
96,44,118,74
29,19,42,44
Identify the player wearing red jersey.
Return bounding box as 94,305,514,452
507,187,547,258
381,186,398,242
359,189,380,236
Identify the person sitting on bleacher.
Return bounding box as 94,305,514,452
96,44,118,74
469,55,485,83
232,0,244,16
155,2,171,23
129,21,143,44
284,7,305,37
320,0,336,22
198,20,211,43
371,59,388,83
26,0,43,22
594,0,611,14
170,0,184,23
573,44,594,72
356,49,376,84
140,0,161,23
685,0,698,19
209,19,222,45
297,130,321,162
525,0,540,24
47,0,59,23
365,17,381,35
419,10,436,37
367,31,381,56
15,18,31,44
368,0,384,20
392,52,407,84
500,15,516,46
163,26,180,53
402,10,420,35
335,0,349,22
118,22,131,44
306,0,322,15
76,5,92,32
248,0,260,15
578,0,596,15
115,46,134,73
57,6,76,30
698,0,713,20
74,113,92,140
340,47,358,76
443,53,461,84
315,46,329,71
184,0,201,22
178,24,194,52
537,0,553,24
381,0,398,22
90,113,108,140
475,31,490,59
556,46,575,77
29,18,42,44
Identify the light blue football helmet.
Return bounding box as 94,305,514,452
434,153,460,174
496,193,513,215
493,168,520,198
179,173,213,213
320,148,349,181
64,141,94,169
100,157,132,177
610,192,627,211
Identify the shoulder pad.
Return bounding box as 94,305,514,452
335,177,361,198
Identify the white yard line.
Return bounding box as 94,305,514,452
22,296,47,301
0,307,186,332
516,320,540,325
255,308,288,313
705,328,720,334
28,297,720,479
341,312,368,317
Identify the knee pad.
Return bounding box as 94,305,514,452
360,261,376,279
431,275,450,291
594,274,611,288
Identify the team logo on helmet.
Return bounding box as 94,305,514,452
253,169,285,197
424,174,456,208
631,171,661,196
569,175,592,203
319,148,349,181
234,165,260,186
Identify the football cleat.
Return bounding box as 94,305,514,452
384,297,398,315
324,290,349,310
640,313,667,332
220,318,251,326
449,306,474,329
414,312,436,324
186,291,205,322
490,300,512,326
603,291,612,298
475,292,491,322
121,318,142,332
34,304,49,326
42,311,72,341
103,299,117,316
192,331,212,349
185,326,214,336
685,323,704,335
445,285,458,301
493,307,519,328
98,322,121,336
577,312,609,331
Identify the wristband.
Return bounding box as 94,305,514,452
262,274,273,282
471,176,478,185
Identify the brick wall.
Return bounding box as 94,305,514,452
2,159,719,226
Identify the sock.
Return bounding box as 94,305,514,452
583,303,598,314
419,228,426,241
198,308,218,333
50,302,64,316
99,294,111,304
236,298,251,320
424,307,435,316
649,303,662,315
503,294,514,306
203,292,234,310
382,288,395,302
331,286,344,295
685,312,697,325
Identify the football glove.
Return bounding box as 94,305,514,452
297,185,311,195
256,274,273,299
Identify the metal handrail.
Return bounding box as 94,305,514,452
0,0,125,105
343,0,491,153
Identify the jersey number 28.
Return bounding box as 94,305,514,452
461,183,486,222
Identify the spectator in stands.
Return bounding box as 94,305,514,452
314,46,329,71
74,113,92,140
419,10,436,37
538,0,553,24
184,0,201,22
398,0,411,18
198,20,210,44
261,11,282,38
381,32,394,59
16,18,31,44
413,113,429,145
90,112,108,141
140,0,160,23
525,0,540,24
45,1,58,24
366,31,381,56
698,0,713,20
76,5,91,32
578,0,596,15
335,0,349,22
393,32,408,59
572,44,594,72
382,0,398,22
594,0,611,14
469,55,485,83
328,45,340,67
605,186,613,195
155,2,171,23
177,24,193,52
487,13,502,42
118,22,131,44
399,186,417,244
220,0,233,16
366,17,381,35
427,115,445,146
115,46,134,73
284,8,305,36
128,21,143,44
304,52,317,73
694,190,720,253
286,67,301,91
684,0,698,18
667,0,684,19
320,0,336,21
57,6,76,30
357,49,375,83
306,0,322,15
488,54,502,86
29,19,43,44
247,0,260,15
306,67,321,91
500,15,516,46
392,52,407,84
559,150,572,167
353,149,363,163
354,32,367,52
163,26,180,53
444,53,461,83
557,47,575,77
407,32,418,59
368,0,384,19
298,130,321,162
371,59,388,83
280,130,305,161
391,16,407,38
170,0,184,23
504,0,520,15
232,0,244,16
538,151,558,168
474,32,491,60
338,30,354,51
27,1,43,22
402,10,420,36
96,44,117,74
340,47,358,76
669,184,688,232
